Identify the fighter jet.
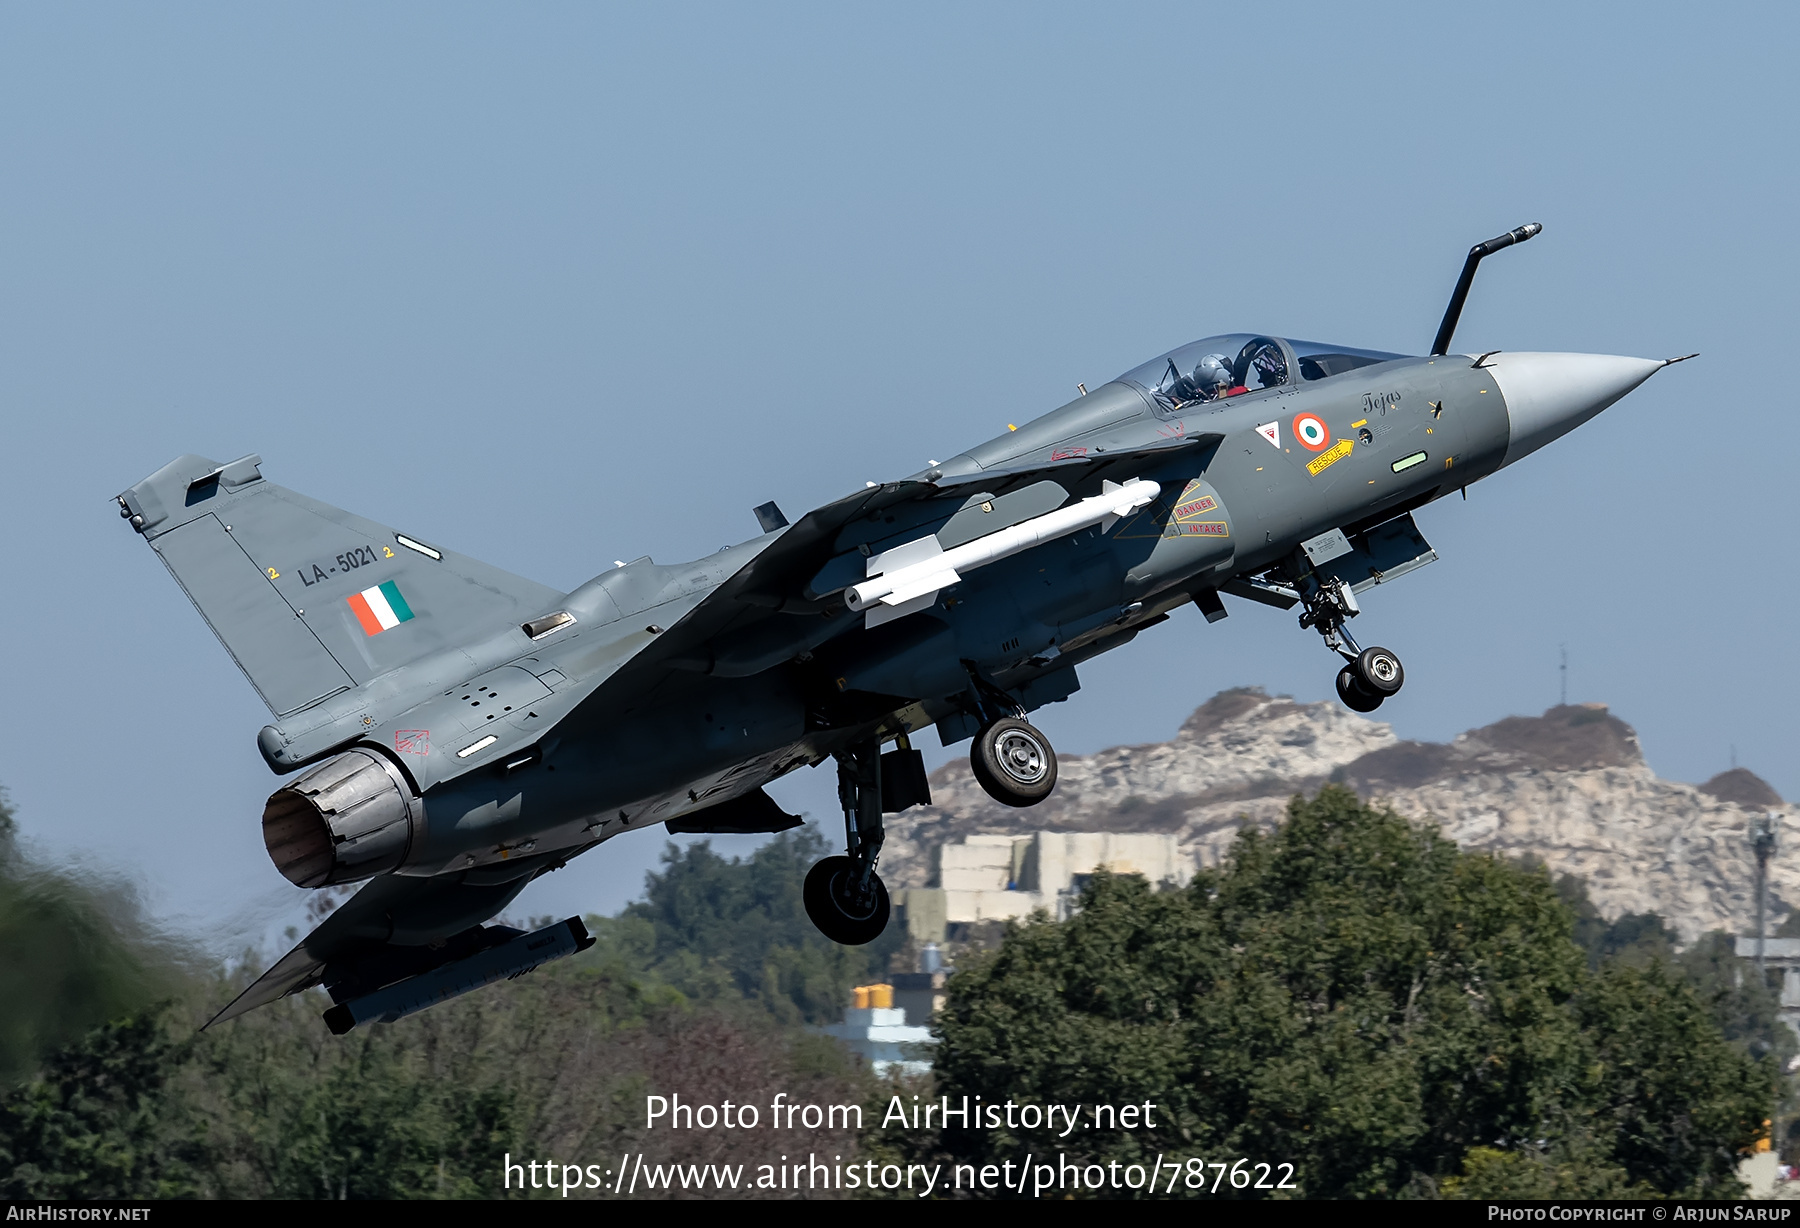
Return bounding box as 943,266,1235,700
119,224,1689,1031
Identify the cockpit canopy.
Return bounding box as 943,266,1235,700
1117,334,1407,413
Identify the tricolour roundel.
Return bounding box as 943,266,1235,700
1292,412,1331,452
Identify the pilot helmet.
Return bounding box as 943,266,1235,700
1192,353,1233,399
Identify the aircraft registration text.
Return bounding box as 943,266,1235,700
298,544,394,586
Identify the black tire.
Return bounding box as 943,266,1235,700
1354,646,1404,695
1336,665,1384,712
803,855,890,946
971,717,1058,807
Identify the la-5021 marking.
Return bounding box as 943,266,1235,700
296,544,393,586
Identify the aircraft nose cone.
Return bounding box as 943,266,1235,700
1485,352,1665,467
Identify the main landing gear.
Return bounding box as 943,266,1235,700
804,739,893,946
964,666,1058,808
1295,570,1405,713
971,718,1058,807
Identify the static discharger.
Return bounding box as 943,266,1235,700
845,478,1160,628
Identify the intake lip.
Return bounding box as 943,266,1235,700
1485,351,1664,468
262,748,420,888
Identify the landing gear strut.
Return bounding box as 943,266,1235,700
803,740,891,945
1294,569,1405,712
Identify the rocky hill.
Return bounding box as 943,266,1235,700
885,689,1790,943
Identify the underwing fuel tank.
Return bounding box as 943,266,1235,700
323,917,594,1034
262,749,421,888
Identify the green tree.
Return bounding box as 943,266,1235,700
909,787,1773,1199
0,788,881,1199
1553,872,1678,969
1677,932,1792,1064
0,791,194,1086
0,1011,196,1199
606,829,903,1024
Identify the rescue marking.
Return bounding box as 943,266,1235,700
347,580,415,636
1254,422,1280,448
395,729,430,756
1292,413,1331,452
1306,438,1354,475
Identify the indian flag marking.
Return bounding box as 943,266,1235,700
347,581,415,636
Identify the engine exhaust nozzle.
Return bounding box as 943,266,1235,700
262,749,420,888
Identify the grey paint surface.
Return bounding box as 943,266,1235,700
119,325,1672,1021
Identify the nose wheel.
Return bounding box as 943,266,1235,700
1337,647,1404,712
1289,566,1406,712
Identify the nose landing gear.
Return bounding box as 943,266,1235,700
1337,652,1403,712
1295,570,1405,712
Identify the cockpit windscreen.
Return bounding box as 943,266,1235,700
1117,335,1408,412
1287,338,1408,381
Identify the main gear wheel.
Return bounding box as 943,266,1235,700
970,717,1058,807
803,855,890,946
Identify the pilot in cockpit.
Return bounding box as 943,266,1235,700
1190,353,1235,401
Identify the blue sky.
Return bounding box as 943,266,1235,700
2,3,1793,946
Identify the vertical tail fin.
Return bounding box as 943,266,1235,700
120,454,562,717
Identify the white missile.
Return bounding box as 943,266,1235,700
846,477,1161,627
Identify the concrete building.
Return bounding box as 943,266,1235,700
1734,936,1800,1040
818,986,934,1078
895,831,1192,943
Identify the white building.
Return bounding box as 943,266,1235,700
896,831,1192,941
817,1006,934,1078
1734,936,1800,1039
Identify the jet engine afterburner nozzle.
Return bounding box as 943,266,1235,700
262,748,421,888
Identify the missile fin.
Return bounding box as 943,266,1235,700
883,567,962,607
867,534,944,578
865,591,939,628
862,565,961,627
